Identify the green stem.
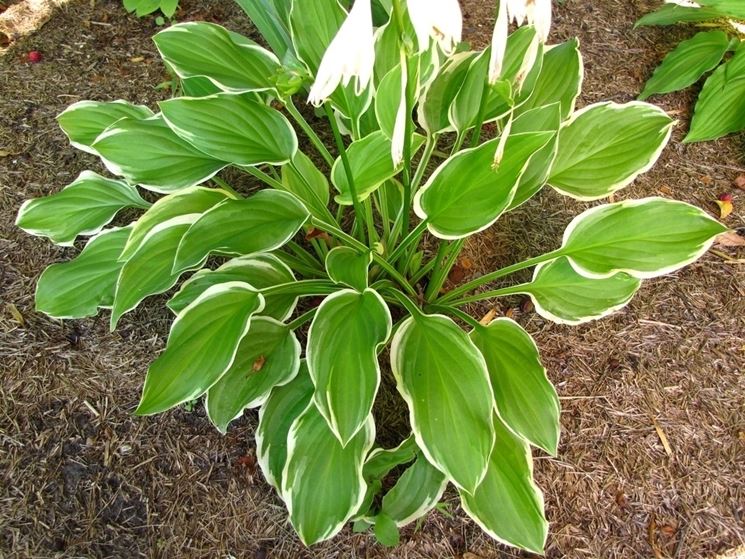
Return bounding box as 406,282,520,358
275,252,325,278
363,198,379,246
323,103,366,240
287,241,324,271
423,241,453,302
211,176,242,198
411,135,437,192
437,250,562,304
287,308,319,331
468,81,491,149
285,98,334,167
400,65,415,238
389,220,428,265
261,279,338,298
385,287,422,317
427,304,483,329
312,217,418,298
450,132,466,156
244,165,285,190
410,254,439,285
446,285,527,307
288,159,340,226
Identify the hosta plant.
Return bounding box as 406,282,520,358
637,0,745,142
123,0,178,21
17,0,728,552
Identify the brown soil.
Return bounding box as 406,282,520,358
1,0,743,558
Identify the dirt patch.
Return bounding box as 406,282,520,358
1,0,743,558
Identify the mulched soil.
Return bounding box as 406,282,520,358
1,0,743,558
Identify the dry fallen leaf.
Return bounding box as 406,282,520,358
446,264,467,286
701,175,713,185
252,355,266,372
716,193,734,219
734,174,745,190
6,303,24,326
716,230,745,247
479,308,497,325
460,256,474,270
615,489,629,509
653,419,673,457
306,228,331,242
657,184,673,196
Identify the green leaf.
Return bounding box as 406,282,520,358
35,227,131,319
135,282,265,415
363,436,417,481
697,0,745,19
160,92,297,166
332,131,425,205
449,51,490,133
380,453,447,526
168,253,297,320
256,363,314,490
414,130,553,239
233,0,293,58
558,197,727,279
280,150,330,220
16,171,149,246
121,187,231,260
173,190,309,273
92,115,227,193
111,215,199,329
636,4,726,26
205,317,301,432
640,31,731,100
289,0,345,74
419,51,477,134
159,0,178,18
153,22,280,92
548,102,674,200
373,514,400,547
57,100,153,154
520,38,583,120
460,415,547,554
308,289,391,445
282,402,375,545
375,63,404,139
508,103,562,210
685,48,745,142
483,27,543,121
180,75,223,97
520,257,642,325
470,318,560,455
325,247,372,291
391,313,495,494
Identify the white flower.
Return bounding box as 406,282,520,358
407,0,463,55
308,0,375,106
515,30,540,90
488,0,509,83
730,19,745,34
391,55,409,167
528,0,552,42
505,0,552,42
664,0,701,7
493,111,513,168
506,0,528,25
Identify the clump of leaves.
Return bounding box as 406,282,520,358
123,0,178,22
17,0,728,552
637,0,745,142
